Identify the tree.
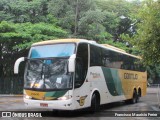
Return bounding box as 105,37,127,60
120,0,160,83
122,0,160,65
0,19,68,93
48,0,96,35
147,64,160,84
0,0,50,23
0,21,68,77
0,0,138,42
78,9,110,41
95,0,138,41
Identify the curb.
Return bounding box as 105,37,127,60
0,94,23,97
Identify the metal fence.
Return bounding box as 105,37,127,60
0,49,28,95
0,76,24,94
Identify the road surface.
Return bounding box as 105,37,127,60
0,87,160,120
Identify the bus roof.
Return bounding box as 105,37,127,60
32,39,93,46
100,44,141,59
32,39,141,59
101,44,126,53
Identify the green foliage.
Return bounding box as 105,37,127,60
96,0,133,16
0,21,68,50
0,0,160,87
0,0,138,42
0,0,49,23
99,39,128,51
78,9,107,40
0,0,147,58
120,0,160,82
48,0,96,34
122,0,160,65
147,64,160,83
95,0,138,40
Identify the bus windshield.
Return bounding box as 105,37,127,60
24,43,75,90
24,58,73,90
29,43,75,58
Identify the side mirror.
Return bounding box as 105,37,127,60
14,57,26,74
68,54,76,72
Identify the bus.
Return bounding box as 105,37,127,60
14,39,147,112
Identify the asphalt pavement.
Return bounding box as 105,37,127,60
0,87,159,120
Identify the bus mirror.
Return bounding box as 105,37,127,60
14,57,26,74
68,54,76,72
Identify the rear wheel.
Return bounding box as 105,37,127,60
132,90,137,103
136,92,140,103
137,88,141,102
125,90,138,104
90,93,100,113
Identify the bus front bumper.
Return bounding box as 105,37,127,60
24,98,75,110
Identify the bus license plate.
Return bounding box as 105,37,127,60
40,103,48,107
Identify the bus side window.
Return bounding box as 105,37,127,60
90,45,102,66
101,49,110,67
75,43,88,88
75,58,84,87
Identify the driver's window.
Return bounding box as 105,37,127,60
75,43,88,88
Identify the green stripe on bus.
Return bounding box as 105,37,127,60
45,90,67,98
102,67,123,96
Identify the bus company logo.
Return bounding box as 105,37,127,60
124,73,138,80
77,95,88,106
90,72,101,79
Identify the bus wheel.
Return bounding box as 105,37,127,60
137,88,141,102
131,90,138,104
125,90,138,104
136,92,140,103
90,93,100,113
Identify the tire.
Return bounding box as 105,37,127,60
125,90,138,104
90,93,100,113
137,89,141,102
136,92,140,103
131,90,138,104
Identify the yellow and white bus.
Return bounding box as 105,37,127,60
14,39,147,112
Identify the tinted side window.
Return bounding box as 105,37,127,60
89,45,145,72
75,43,88,88
90,45,102,66
102,49,123,69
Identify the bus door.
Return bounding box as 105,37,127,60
73,43,90,108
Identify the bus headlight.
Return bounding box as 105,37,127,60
24,95,32,99
58,95,72,100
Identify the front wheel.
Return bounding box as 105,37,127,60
90,93,100,113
